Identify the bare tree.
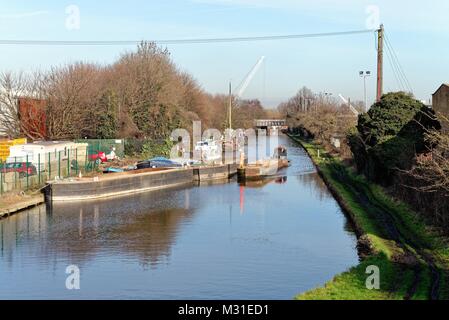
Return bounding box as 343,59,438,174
1,42,271,142
0,71,49,140
404,115,449,194
279,87,357,158
44,63,104,139
0,72,28,138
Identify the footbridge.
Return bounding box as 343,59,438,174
254,119,288,135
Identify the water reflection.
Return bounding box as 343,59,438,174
0,136,359,300
1,188,195,268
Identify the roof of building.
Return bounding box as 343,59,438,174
433,84,449,95
10,141,75,148
31,141,74,146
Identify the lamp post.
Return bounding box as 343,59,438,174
359,71,371,112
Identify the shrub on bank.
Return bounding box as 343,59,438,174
125,138,173,159
348,92,440,185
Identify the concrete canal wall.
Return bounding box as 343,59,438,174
46,164,238,202
0,195,44,219
193,164,238,182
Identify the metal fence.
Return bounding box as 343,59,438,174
74,139,125,158
0,146,100,195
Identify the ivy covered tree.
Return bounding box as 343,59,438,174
348,92,441,185
96,90,119,139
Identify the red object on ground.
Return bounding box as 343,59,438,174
88,152,108,163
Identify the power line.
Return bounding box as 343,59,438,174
384,37,407,91
384,39,406,91
384,33,413,93
388,36,413,92
384,35,408,92
0,29,376,46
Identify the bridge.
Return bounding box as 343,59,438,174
254,119,288,135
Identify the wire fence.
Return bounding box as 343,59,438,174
74,139,125,158
0,146,101,195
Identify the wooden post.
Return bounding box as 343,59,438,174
376,24,384,102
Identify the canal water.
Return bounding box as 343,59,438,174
0,136,358,299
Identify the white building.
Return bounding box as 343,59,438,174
7,141,88,169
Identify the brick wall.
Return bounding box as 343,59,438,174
433,85,449,132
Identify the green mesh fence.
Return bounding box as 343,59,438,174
74,139,125,158
0,146,100,195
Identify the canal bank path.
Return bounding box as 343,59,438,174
289,134,449,300
0,194,44,219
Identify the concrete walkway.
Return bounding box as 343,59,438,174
0,195,45,219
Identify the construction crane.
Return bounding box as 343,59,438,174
228,56,265,129
338,94,360,117
236,56,265,98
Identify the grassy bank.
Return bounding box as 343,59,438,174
289,135,449,300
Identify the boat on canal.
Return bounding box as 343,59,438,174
195,139,221,163
237,146,290,181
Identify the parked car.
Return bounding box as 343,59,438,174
0,162,37,178
136,157,182,170
88,151,107,164
88,148,118,165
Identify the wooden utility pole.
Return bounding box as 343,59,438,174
376,24,384,102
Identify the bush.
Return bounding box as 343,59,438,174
125,138,174,159
124,139,145,156
348,92,441,184
141,139,174,159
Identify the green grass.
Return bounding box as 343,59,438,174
297,254,414,300
288,134,449,300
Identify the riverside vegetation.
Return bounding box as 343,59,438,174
0,42,271,145
291,137,449,300
280,92,449,300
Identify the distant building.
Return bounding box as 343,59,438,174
8,141,88,170
432,84,449,132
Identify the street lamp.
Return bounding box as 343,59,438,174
359,71,371,112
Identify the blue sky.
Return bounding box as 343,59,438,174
0,0,448,107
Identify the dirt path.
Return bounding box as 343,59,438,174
330,162,440,300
